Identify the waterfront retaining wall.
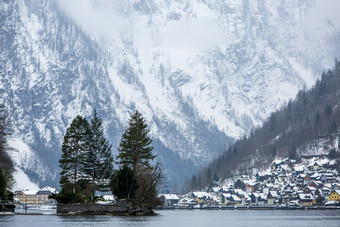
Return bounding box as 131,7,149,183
57,202,131,215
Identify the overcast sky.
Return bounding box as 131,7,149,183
56,0,340,56
56,0,340,32
303,0,340,32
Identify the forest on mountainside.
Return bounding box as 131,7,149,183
0,104,12,170
0,104,15,199
190,58,340,191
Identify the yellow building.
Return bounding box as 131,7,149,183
14,190,39,206
14,189,55,206
328,190,340,201
195,197,204,204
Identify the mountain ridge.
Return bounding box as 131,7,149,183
193,59,340,190
1,0,340,190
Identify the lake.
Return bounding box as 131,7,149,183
1,209,340,227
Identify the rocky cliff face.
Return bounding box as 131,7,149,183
1,0,339,189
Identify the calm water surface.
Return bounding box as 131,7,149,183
1,209,340,227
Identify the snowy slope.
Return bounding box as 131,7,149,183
7,137,40,191
56,0,340,136
1,0,340,189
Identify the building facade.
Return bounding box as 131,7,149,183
14,189,55,206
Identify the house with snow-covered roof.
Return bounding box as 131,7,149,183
327,160,337,169
246,182,258,193
14,190,38,206
309,181,320,189
256,172,271,181
323,173,335,182
36,188,55,205
14,188,57,206
258,193,267,205
267,191,278,205
228,195,241,206
298,194,314,207
303,186,317,195
293,166,304,174
309,172,320,180
159,194,179,206
219,193,232,207
328,190,340,202
209,187,221,196
250,192,259,205
332,183,340,191
234,189,247,197
192,192,209,200
297,174,310,184
272,160,286,171
240,193,251,205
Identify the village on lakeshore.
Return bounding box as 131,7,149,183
3,153,339,213
160,154,340,210
1,105,340,214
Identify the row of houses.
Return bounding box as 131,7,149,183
160,155,340,208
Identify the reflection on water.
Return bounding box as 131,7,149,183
1,209,340,227
14,208,56,215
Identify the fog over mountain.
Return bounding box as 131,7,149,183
1,0,340,190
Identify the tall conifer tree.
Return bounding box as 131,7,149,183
82,109,114,201
0,104,12,169
113,110,163,210
59,115,91,195
0,168,6,197
116,110,155,171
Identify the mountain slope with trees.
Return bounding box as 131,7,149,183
0,104,14,203
0,104,12,170
193,59,340,190
2,0,340,190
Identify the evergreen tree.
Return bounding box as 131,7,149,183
82,110,114,201
207,168,212,179
173,180,179,194
213,173,219,182
0,104,14,196
316,194,325,205
234,179,245,189
191,174,197,190
183,177,190,194
0,168,5,197
59,116,91,196
116,110,155,171
289,147,297,160
110,165,138,200
113,110,163,210
0,104,13,169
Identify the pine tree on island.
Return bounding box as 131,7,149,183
116,110,155,172
58,115,91,202
82,109,114,202
111,110,163,212
56,111,114,204
54,109,163,211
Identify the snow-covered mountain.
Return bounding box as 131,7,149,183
1,0,339,190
